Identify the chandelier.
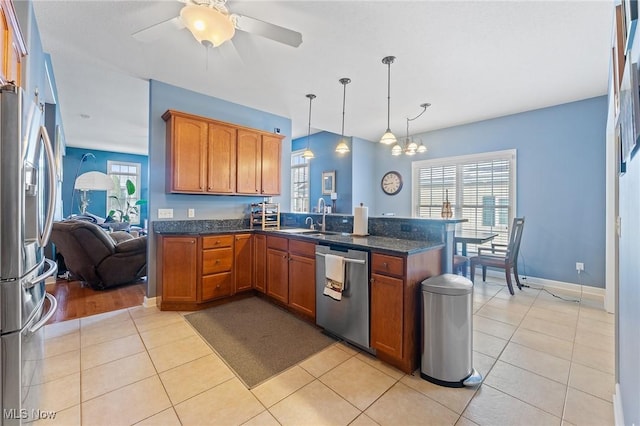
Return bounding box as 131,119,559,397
391,103,430,156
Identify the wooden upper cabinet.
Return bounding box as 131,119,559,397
236,129,261,194
0,0,27,87
164,113,208,193
208,123,237,193
261,134,282,195
163,110,282,196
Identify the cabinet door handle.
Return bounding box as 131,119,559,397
216,284,221,289
215,259,220,264
382,262,388,268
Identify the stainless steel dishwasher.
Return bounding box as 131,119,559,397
315,244,372,352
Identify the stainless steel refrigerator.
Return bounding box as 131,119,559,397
0,84,58,425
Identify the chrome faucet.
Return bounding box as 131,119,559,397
305,216,315,230
317,198,327,232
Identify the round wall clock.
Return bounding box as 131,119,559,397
381,171,403,195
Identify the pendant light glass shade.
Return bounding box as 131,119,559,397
336,78,351,154
302,94,316,159
380,56,397,144
417,143,427,153
391,143,403,156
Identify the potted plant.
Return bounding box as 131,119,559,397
107,178,147,227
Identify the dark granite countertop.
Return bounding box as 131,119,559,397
154,223,443,255
272,231,444,255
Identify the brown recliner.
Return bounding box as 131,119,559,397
51,220,147,290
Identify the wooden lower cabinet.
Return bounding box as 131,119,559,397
266,236,289,304
253,234,266,293
288,240,316,319
201,236,233,302
370,272,403,359
234,234,253,293
157,236,198,305
369,249,442,374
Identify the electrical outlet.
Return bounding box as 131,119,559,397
576,262,584,273
158,208,173,219
188,208,195,218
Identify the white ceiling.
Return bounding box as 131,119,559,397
33,0,614,156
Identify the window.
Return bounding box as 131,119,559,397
107,160,142,224
412,150,516,253
291,150,310,212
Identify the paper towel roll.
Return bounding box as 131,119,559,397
353,203,369,236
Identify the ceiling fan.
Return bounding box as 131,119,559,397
132,0,302,48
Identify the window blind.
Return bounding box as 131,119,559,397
413,150,515,253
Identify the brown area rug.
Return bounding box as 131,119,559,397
185,297,336,388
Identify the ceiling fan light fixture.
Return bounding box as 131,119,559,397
180,4,235,47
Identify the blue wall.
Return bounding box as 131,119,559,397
147,79,292,297
62,147,149,225
352,136,376,211
292,132,353,214
374,96,607,288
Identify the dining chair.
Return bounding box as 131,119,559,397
469,217,525,295
453,254,469,276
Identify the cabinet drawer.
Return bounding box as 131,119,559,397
371,253,404,277
203,235,234,249
288,239,316,258
201,272,233,301
202,247,233,274
267,235,288,251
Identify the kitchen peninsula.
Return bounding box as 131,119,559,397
154,215,464,373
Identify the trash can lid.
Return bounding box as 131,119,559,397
422,273,473,296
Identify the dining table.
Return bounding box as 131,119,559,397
454,231,499,276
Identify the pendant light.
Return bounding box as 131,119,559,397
335,78,351,154
302,94,316,159
392,103,431,156
380,56,397,145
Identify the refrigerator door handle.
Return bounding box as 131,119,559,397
22,258,57,290
38,125,57,248
28,292,58,333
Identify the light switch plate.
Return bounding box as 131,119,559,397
158,208,173,219
188,208,195,218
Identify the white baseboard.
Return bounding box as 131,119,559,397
143,296,159,308
613,383,625,426
482,270,605,302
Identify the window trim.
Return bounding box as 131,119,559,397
411,149,517,239
106,160,142,224
290,149,310,213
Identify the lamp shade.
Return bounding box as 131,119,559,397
180,4,235,47
74,171,115,191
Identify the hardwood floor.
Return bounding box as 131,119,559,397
46,278,146,324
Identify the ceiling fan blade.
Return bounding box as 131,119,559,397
132,16,185,42
234,14,302,48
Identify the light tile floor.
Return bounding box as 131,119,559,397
37,278,615,426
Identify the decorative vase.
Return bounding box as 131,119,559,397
441,189,453,219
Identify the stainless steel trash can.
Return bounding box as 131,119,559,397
420,273,482,387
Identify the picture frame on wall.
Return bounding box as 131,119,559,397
322,170,335,195
619,60,639,163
